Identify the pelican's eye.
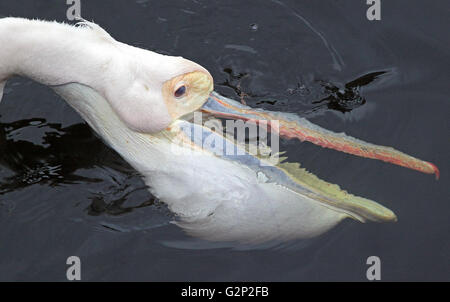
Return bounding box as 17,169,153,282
174,85,187,98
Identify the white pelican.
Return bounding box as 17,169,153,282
0,18,439,243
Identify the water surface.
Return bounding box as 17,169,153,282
0,0,448,281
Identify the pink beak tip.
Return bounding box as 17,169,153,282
427,162,440,180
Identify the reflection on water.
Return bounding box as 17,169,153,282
219,67,393,114
0,119,159,218
0,119,102,192
310,70,391,113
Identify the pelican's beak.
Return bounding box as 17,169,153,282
200,92,440,179
166,91,438,223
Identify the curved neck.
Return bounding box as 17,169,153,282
0,17,116,98
0,17,197,133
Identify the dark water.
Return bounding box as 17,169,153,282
0,0,449,281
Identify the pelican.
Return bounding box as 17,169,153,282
0,17,439,243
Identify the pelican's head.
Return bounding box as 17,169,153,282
161,66,214,124
104,51,214,134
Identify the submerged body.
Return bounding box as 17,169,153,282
0,18,439,243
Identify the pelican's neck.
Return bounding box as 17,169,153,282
51,82,175,178
0,17,203,132
0,17,117,99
